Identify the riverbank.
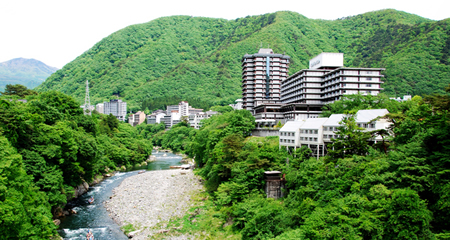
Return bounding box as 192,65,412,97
104,169,203,239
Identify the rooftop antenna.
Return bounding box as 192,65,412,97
84,80,91,116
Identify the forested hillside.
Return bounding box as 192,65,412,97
37,10,450,110
149,88,450,239
0,86,159,238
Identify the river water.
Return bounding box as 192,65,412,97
58,150,183,239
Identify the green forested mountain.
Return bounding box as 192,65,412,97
0,58,58,91
36,9,450,110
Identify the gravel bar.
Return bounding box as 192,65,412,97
104,169,203,239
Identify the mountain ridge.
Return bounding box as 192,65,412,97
36,10,450,111
0,58,58,91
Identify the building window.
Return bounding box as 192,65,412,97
309,137,313,141
314,130,318,134
300,137,304,140
367,77,372,80
366,84,372,87
370,123,375,128
314,138,318,142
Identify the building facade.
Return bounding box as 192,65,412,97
281,52,384,106
129,111,146,126
104,99,127,121
242,48,290,111
95,103,104,114
279,109,392,158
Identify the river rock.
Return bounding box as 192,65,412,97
104,169,203,239
53,219,61,226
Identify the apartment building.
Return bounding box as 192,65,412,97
242,48,290,111
104,99,127,121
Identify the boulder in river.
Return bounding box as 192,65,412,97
53,219,61,226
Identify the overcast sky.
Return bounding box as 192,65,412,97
1,0,448,69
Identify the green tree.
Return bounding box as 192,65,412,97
326,113,371,161
0,84,37,98
0,135,56,238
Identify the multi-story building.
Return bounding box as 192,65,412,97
188,111,218,129
129,111,146,126
279,109,392,158
242,48,290,111
179,101,189,116
147,112,166,124
104,99,127,121
280,53,384,118
166,105,179,115
188,107,204,115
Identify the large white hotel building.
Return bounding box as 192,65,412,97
242,50,385,126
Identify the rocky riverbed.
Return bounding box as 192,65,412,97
104,169,203,239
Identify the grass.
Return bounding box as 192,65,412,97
121,222,136,235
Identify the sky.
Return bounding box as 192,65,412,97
1,0,448,69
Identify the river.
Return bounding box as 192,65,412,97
58,150,183,239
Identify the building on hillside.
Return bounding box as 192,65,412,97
253,103,284,128
188,107,204,115
166,105,179,115
390,95,412,102
279,109,392,158
229,99,243,110
147,112,166,124
165,101,200,117
188,110,219,129
179,101,189,116
279,52,384,120
242,48,290,111
103,99,127,121
96,103,104,114
129,111,146,126
160,111,182,129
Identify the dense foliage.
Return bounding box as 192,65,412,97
37,10,450,111
151,87,450,239
0,87,153,238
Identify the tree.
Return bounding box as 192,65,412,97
0,135,56,238
0,84,37,98
326,113,371,161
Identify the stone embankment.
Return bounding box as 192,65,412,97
104,169,203,239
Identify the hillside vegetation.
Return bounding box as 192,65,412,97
149,88,450,239
36,10,450,110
